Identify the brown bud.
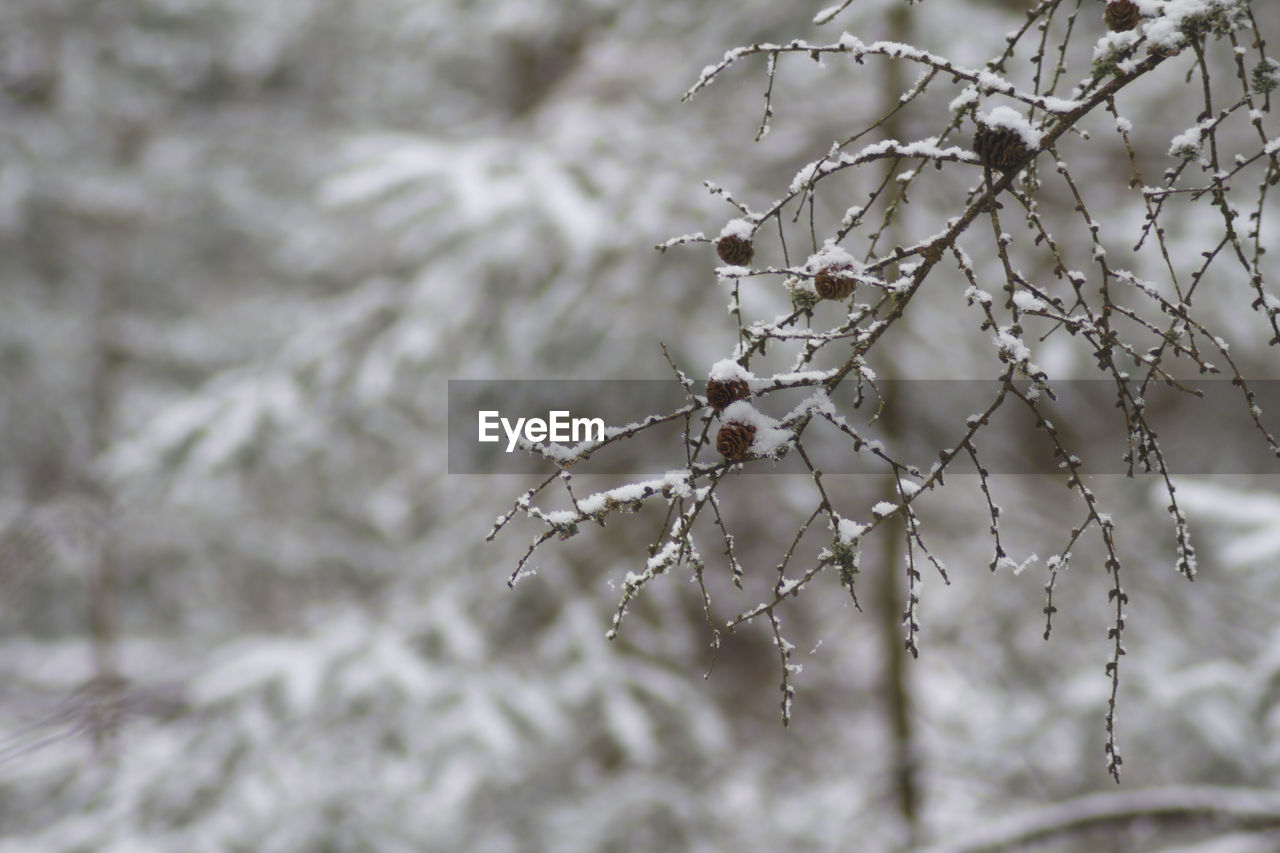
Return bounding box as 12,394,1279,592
814,266,857,301
716,234,754,266
706,378,750,411
1104,0,1140,33
716,421,757,462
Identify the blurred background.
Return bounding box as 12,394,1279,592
1,0,1279,850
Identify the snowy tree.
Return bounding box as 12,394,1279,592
2,1,1280,852
491,0,1280,846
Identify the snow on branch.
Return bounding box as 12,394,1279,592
683,36,1083,117
495,0,1280,784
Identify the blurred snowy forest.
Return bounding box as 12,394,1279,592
2,0,1280,850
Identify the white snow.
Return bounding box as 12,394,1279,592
719,218,754,239
838,32,865,52
949,87,980,113
994,330,1031,363
1169,121,1211,158
804,241,861,274
812,3,847,25
872,501,899,518
996,553,1039,576
1092,29,1143,63
770,369,838,388
572,470,695,516
790,160,822,194
1142,0,1245,52
980,106,1042,148
1012,291,1046,312
708,358,754,383
837,517,868,544
966,286,993,305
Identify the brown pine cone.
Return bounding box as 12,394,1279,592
973,124,1032,173
1105,0,1140,33
716,421,757,461
814,266,857,301
716,234,754,266
706,377,750,411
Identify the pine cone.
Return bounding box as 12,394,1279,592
716,421,757,461
716,234,754,266
814,266,857,301
973,123,1032,173
1105,0,1140,32
706,377,750,411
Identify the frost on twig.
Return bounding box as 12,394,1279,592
494,0,1279,782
